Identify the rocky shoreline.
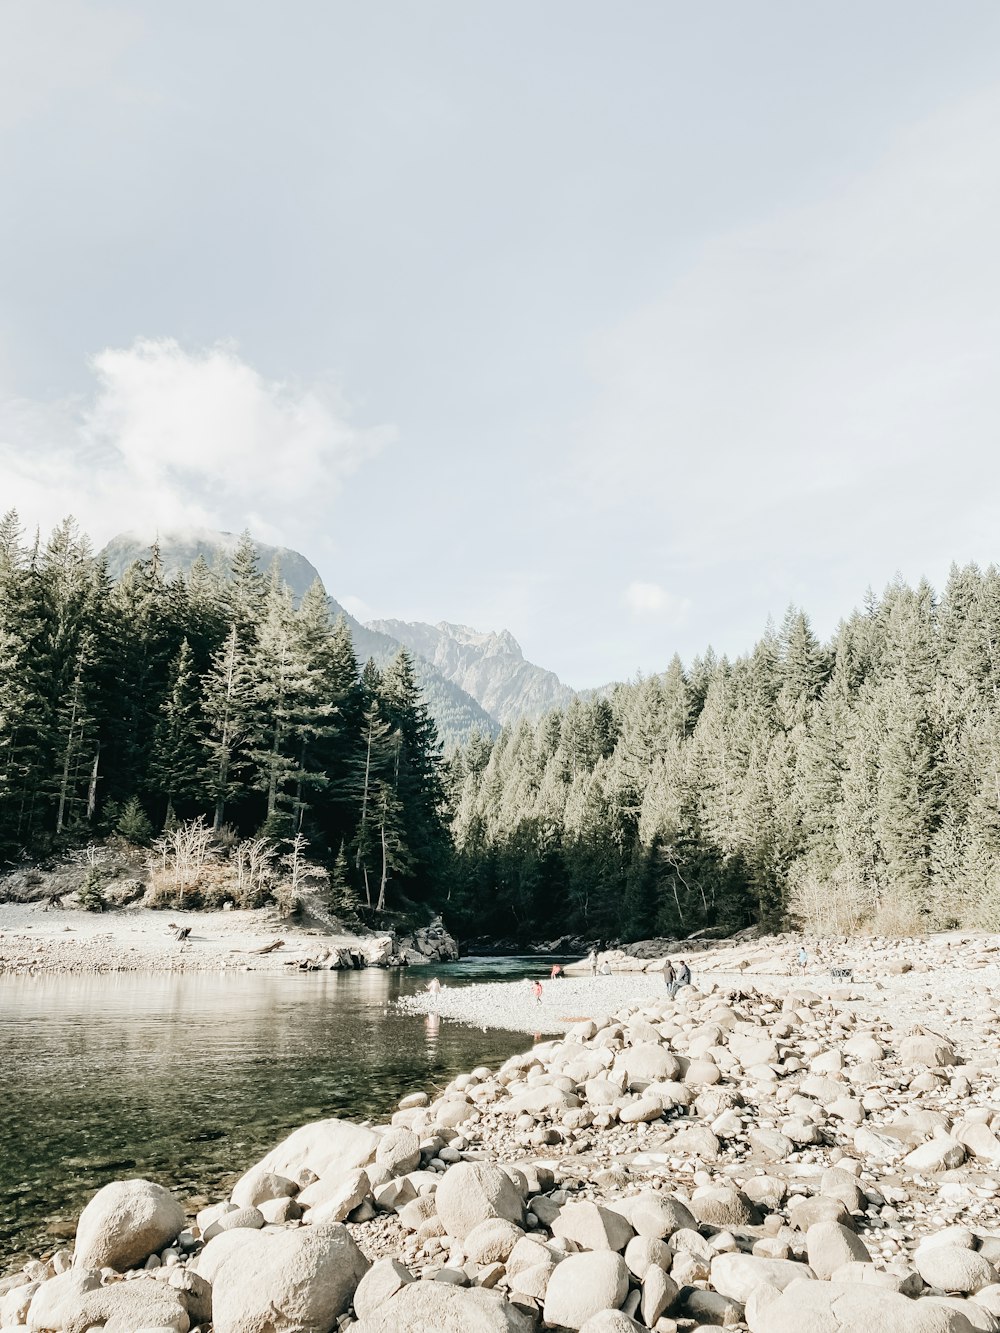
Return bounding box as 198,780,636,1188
0,904,457,976
6,939,1000,1330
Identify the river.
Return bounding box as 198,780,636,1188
0,957,551,1263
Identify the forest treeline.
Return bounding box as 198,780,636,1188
0,514,447,913
4,511,999,943
445,567,1000,942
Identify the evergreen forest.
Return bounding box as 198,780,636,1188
4,512,1000,944
446,568,1000,943
0,514,447,914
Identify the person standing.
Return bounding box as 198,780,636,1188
532,979,544,1006
662,959,676,997
588,949,597,977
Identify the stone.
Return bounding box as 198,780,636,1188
613,1192,696,1239
190,1229,264,1284
752,1278,978,1332
211,1222,369,1332
806,1222,871,1279
711,1253,816,1302
1,1281,38,1327
509,1260,556,1301
789,1196,852,1231
463,1218,524,1264
356,1280,532,1332
683,1286,745,1324
27,1269,102,1331
434,1162,523,1241
54,1278,191,1333
612,1045,682,1089
353,1257,416,1322
922,1296,1000,1331
853,1127,908,1164
905,1137,967,1173
203,1205,265,1239
230,1167,298,1210
640,1265,679,1324
624,1234,671,1278
899,1034,957,1068
73,1179,186,1272
691,1185,758,1228
299,1167,370,1224
553,1201,635,1252
248,1117,380,1180
749,1128,794,1161
376,1127,422,1177
543,1251,630,1330
915,1247,998,1296
579,1312,646,1333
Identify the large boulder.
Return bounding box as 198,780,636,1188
899,1034,957,1068
543,1251,630,1330
73,1178,186,1272
54,1278,191,1333
612,1045,681,1089
355,1280,532,1331
248,1117,380,1179
353,1257,416,1322
211,1222,369,1332
27,1270,101,1331
748,1278,977,1332
552,1201,634,1252
711,1253,816,1301
806,1221,872,1279
915,1246,998,1295
375,1127,421,1176
230,1167,298,1210
434,1162,523,1241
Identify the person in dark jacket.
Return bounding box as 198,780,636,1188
677,959,691,988
662,959,677,998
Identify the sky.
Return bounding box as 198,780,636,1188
1,1,1000,688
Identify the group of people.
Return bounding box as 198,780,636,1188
662,957,691,997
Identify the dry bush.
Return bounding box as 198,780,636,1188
869,896,928,937
146,817,218,908
272,882,301,918
789,869,868,936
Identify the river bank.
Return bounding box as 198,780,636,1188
0,902,456,975
6,943,1000,1330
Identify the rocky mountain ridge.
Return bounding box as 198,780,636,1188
101,529,579,743
367,618,575,725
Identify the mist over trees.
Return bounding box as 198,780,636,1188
0,513,448,912
446,568,1000,942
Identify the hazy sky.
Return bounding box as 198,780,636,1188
2,1,999,687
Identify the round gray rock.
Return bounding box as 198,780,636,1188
74,1178,186,1272
211,1222,369,1332
543,1251,630,1330
434,1162,523,1241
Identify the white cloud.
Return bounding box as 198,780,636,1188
624,581,691,623
0,338,390,548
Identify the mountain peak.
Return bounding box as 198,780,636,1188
367,618,572,725
433,622,524,660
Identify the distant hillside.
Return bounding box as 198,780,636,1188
100,530,498,749
368,619,575,725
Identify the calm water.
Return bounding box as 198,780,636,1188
0,956,548,1263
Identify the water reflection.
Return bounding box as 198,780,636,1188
0,961,547,1262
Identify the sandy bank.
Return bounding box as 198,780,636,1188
0,903,387,975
